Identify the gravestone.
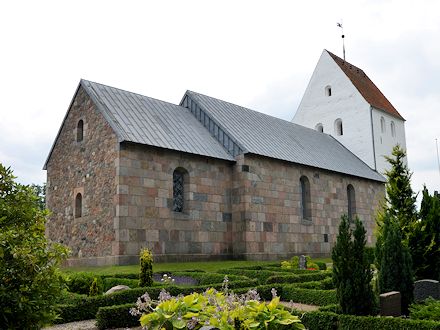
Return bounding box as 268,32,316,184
414,279,440,302
104,285,130,295
380,291,401,317
299,255,307,270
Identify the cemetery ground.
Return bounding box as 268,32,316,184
43,257,440,330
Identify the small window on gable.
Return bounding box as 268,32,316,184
391,121,396,137
300,175,312,221
172,167,189,212
75,193,82,218
77,120,84,142
334,118,343,136
347,184,356,222
380,117,386,134
325,85,332,97
315,123,324,133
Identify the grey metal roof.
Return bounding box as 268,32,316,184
80,80,234,161
184,91,385,182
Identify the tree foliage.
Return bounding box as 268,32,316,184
408,186,440,281
332,215,374,315
0,164,69,329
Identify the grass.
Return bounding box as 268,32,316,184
62,258,332,275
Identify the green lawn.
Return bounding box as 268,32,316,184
62,257,332,275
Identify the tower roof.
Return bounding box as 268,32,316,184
326,50,405,121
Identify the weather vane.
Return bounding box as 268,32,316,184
337,21,346,61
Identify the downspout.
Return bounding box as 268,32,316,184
369,105,377,171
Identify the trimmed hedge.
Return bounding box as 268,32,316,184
96,303,138,330
100,273,139,279
264,266,325,274
66,272,104,295
171,272,247,285
102,277,139,291
266,271,331,284
55,278,258,323
282,286,337,306
295,311,440,330
291,277,334,290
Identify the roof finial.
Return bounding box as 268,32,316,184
337,21,346,61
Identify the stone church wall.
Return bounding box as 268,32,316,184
231,154,384,260
114,143,234,264
46,87,119,266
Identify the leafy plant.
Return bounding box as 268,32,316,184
410,298,440,321
67,272,103,295
0,164,69,329
139,248,153,287
89,277,100,296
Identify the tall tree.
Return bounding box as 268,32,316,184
0,164,69,329
332,215,374,315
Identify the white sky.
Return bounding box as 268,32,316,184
1,0,439,198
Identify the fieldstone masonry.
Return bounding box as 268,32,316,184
46,86,385,266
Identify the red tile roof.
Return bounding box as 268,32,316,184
326,50,405,121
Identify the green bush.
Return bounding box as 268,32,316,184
139,248,153,287
101,273,138,279
316,261,327,270
292,277,334,290
217,268,278,284
103,277,139,291
410,298,440,321
364,246,375,265
67,272,103,295
89,278,99,296
282,286,337,306
266,271,331,284
297,311,338,330
0,164,69,329
96,303,138,330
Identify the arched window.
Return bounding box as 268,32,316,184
325,85,332,97
347,184,356,222
391,121,396,137
172,168,188,212
300,176,312,221
77,120,84,142
75,193,82,218
315,123,324,133
334,118,343,136
380,117,386,133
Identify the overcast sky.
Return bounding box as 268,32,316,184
1,0,439,198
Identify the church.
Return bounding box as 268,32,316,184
44,50,406,266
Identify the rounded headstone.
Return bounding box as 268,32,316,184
104,285,130,295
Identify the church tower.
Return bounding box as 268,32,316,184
293,50,406,175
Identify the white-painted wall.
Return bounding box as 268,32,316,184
371,108,407,175
293,50,375,169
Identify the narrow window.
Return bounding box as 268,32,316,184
347,184,356,222
380,117,384,133
75,193,82,218
173,168,188,212
315,123,324,133
334,118,343,136
300,176,311,221
325,85,332,97
77,120,84,142
391,121,396,137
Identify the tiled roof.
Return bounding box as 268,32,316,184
326,50,405,121
184,91,385,182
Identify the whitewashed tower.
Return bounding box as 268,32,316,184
293,50,406,175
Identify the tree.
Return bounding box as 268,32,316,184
408,186,440,280
30,183,46,211
0,164,69,329
139,248,153,287
332,215,374,315
377,213,413,314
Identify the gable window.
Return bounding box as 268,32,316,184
391,121,396,137
347,184,356,222
380,117,386,134
75,193,82,218
325,85,332,97
315,123,324,133
300,175,312,221
77,120,84,142
334,118,343,136
173,167,188,212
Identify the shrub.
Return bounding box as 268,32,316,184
410,298,440,321
102,277,139,291
0,164,69,329
89,278,100,296
139,248,153,287
281,286,337,306
67,272,103,295
266,271,331,284
96,303,138,330
315,261,327,271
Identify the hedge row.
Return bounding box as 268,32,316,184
297,311,440,330
103,277,139,291
266,271,331,284
55,278,258,323
95,303,138,330
290,277,334,290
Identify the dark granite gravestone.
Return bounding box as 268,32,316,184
380,291,401,317
414,279,440,302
